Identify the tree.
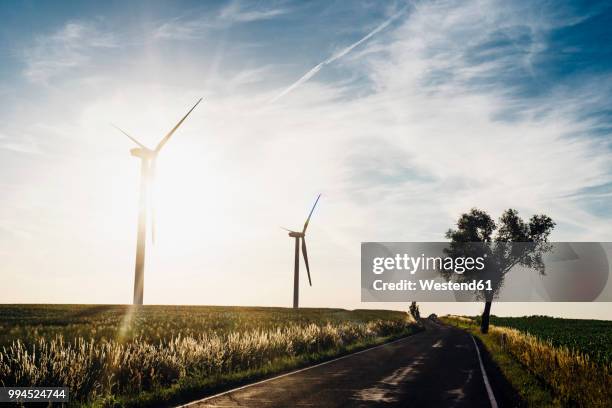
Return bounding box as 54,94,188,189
409,301,420,321
445,208,555,333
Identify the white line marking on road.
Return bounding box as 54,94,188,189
471,335,498,408
382,364,415,385
176,335,414,407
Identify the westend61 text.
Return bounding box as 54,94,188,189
372,279,493,292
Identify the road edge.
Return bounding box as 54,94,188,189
471,334,499,408
175,334,417,407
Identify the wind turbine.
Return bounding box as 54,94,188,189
283,194,321,308
113,98,203,305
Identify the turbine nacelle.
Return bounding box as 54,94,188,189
288,231,304,238
130,148,156,159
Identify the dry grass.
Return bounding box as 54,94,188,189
487,325,612,407
0,318,412,404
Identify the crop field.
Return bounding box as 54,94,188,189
489,315,612,365
0,305,417,406
444,315,612,407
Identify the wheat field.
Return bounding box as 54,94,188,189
0,305,417,406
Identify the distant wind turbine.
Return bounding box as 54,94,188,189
282,194,321,308
113,98,203,305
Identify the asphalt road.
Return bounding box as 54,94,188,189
182,320,519,408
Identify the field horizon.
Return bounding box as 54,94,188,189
2,303,611,320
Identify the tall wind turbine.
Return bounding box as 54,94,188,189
283,194,321,308
113,98,203,305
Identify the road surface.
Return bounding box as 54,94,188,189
181,320,519,407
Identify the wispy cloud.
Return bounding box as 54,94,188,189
331,0,612,238
22,21,117,83
155,1,291,40
0,132,43,155
228,66,273,88
154,18,210,40
269,6,407,103
219,1,290,23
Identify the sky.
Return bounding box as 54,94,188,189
0,0,611,319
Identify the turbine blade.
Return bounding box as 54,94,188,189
111,124,149,149
302,194,321,233
280,227,294,232
155,98,203,153
302,237,312,286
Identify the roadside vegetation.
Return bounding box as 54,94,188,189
442,315,612,408
0,305,418,407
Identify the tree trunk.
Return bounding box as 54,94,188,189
481,301,492,333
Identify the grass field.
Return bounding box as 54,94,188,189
0,305,418,407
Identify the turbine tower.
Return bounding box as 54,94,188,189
283,194,321,308
113,98,203,305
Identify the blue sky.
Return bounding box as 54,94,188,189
0,0,611,317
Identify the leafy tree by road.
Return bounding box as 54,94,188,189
444,208,555,333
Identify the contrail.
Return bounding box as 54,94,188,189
269,7,407,103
